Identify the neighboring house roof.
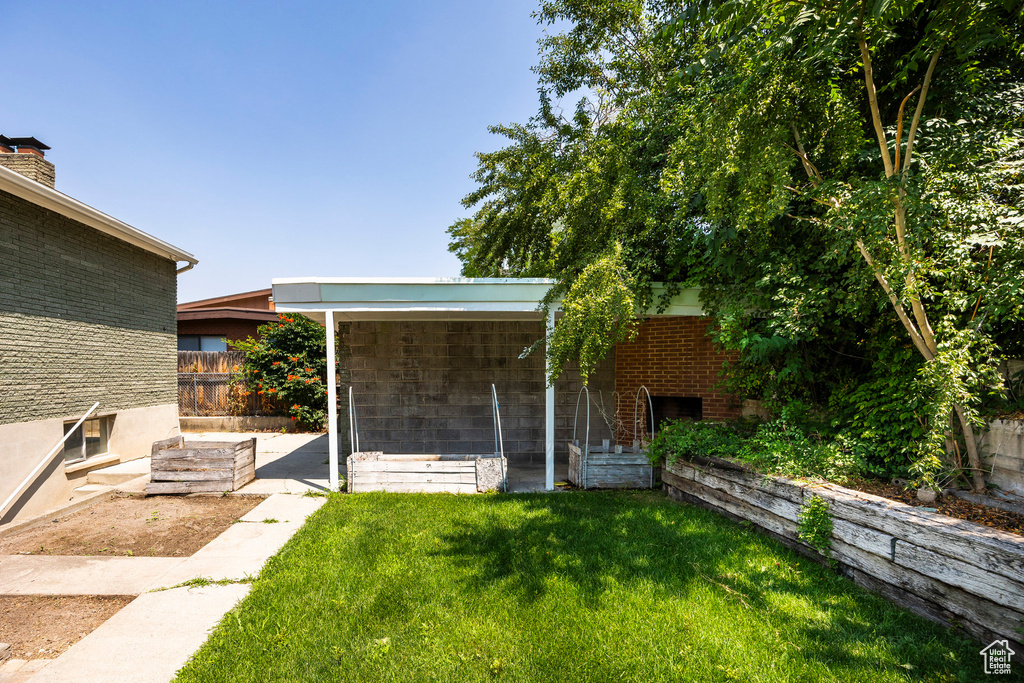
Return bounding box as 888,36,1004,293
0,164,197,267
178,288,273,311
177,307,278,322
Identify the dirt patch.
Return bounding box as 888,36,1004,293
0,495,264,557
0,595,135,659
846,478,1024,536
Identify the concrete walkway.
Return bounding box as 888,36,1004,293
186,432,333,495
0,556,184,595
18,493,325,683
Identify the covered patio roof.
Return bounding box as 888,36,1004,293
271,277,703,322
271,277,704,493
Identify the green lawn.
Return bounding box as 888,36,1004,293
176,491,985,682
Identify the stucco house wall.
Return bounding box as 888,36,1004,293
0,182,183,523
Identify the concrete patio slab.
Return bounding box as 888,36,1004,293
0,556,184,596
26,583,251,683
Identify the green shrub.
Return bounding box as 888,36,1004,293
229,314,328,430
738,421,868,483
647,420,749,466
650,419,868,483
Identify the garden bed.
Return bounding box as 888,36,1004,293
0,494,263,557
347,452,506,493
567,440,655,489
147,436,257,495
845,478,1024,535
0,595,135,659
662,454,1024,649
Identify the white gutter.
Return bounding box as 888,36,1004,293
0,164,197,267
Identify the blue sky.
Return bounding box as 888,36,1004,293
1,1,548,302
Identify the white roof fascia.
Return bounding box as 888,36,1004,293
0,165,197,266
272,278,704,319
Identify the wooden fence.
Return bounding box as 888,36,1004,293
177,351,278,416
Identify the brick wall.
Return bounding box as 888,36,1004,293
0,154,56,188
0,189,178,425
614,317,740,440
341,320,615,463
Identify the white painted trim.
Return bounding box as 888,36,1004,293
326,311,339,491
272,276,555,285
0,165,196,266
545,308,555,491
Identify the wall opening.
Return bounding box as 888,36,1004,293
651,396,702,429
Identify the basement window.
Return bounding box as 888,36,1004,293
651,396,703,429
63,416,112,464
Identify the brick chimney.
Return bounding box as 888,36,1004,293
0,136,55,188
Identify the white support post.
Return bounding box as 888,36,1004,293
325,310,339,491
545,308,555,491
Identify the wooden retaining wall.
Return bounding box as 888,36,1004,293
662,456,1024,648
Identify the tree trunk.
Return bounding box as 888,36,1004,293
953,404,987,493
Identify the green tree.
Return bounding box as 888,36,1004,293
662,0,1024,490
229,314,328,430
451,0,1024,488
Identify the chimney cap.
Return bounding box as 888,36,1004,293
0,135,11,146
8,136,50,151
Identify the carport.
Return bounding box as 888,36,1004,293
270,277,560,491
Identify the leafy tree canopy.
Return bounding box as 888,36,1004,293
449,0,1024,487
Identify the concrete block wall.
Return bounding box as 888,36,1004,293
614,316,740,441
340,320,614,464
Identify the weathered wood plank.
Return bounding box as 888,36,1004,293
690,468,802,523
667,460,804,504
151,436,184,457
152,470,233,483
815,485,1024,586
152,458,235,471
352,461,477,473
666,476,801,541
893,540,1024,613
374,454,495,462
153,447,237,461
349,472,478,485
349,482,477,494
233,463,256,487
145,481,232,494
831,538,1024,644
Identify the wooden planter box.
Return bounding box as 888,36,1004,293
567,441,655,489
661,454,1024,648
347,452,506,493
146,436,256,494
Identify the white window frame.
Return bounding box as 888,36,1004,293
63,416,112,464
